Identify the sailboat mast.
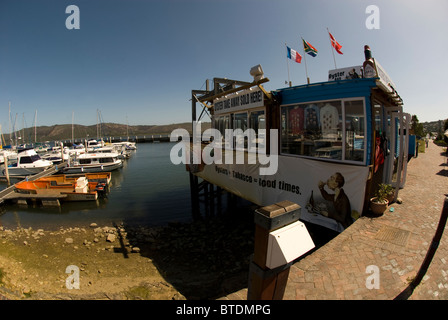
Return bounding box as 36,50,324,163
8,102,12,145
96,109,99,140
34,109,37,143
72,111,74,143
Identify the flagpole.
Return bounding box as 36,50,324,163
285,43,292,87
327,28,337,69
301,37,310,84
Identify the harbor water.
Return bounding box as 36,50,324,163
0,142,193,230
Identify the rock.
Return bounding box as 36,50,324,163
23,241,28,246
131,247,141,253
65,237,74,244
90,223,98,228
106,234,116,243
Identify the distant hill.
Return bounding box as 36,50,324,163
2,122,211,144
422,120,446,135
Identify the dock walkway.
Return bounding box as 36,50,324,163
223,143,448,300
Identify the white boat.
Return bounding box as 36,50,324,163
42,144,87,163
113,141,137,150
34,143,50,153
41,146,66,164
2,149,53,176
92,146,128,159
0,149,18,165
62,152,123,174
86,139,105,152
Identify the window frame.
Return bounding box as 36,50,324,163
213,107,266,152
280,97,367,165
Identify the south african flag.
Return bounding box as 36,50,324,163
303,39,318,57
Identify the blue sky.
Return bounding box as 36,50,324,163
0,0,447,132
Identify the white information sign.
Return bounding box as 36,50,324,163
213,87,264,115
195,153,370,232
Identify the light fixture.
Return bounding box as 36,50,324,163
250,64,264,82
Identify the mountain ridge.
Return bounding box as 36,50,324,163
2,122,211,144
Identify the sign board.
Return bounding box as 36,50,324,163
195,152,370,232
374,60,396,93
266,220,315,269
328,66,362,81
363,59,396,94
213,87,264,115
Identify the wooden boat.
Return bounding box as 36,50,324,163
38,172,111,187
15,176,100,201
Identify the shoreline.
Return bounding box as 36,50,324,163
0,211,256,300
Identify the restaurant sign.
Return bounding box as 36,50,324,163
213,87,264,115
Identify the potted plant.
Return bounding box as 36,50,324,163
370,183,390,216
381,183,395,204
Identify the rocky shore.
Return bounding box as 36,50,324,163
0,211,255,300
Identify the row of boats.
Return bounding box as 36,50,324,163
0,139,137,204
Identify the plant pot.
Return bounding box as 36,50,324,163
370,197,389,216
386,192,395,204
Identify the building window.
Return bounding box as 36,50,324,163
281,99,365,163
233,112,248,149
249,110,266,150
344,100,365,162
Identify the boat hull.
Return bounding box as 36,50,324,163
39,172,111,186
4,166,51,176
61,161,122,174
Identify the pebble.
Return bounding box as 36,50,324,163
65,237,74,244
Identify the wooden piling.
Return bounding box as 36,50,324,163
3,155,10,186
248,201,301,300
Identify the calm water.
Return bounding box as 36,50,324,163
0,142,193,230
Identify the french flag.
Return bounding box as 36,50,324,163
287,46,302,63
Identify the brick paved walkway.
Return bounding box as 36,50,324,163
223,142,448,300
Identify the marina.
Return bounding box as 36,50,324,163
0,142,193,230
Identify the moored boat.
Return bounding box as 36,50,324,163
2,149,53,176
38,172,111,187
14,176,99,201
62,152,123,174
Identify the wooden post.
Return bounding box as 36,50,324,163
3,155,10,186
248,200,301,300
